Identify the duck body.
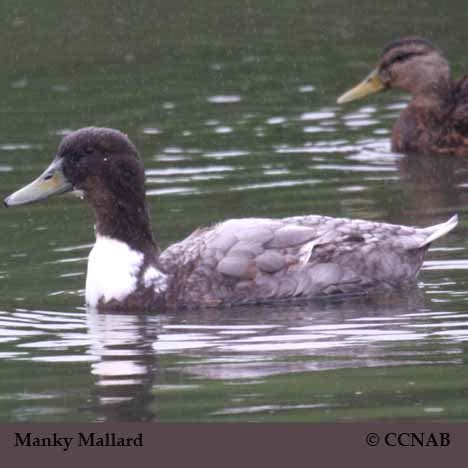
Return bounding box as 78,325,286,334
3,127,458,312
338,37,468,156
392,76,468,156
158,214,457,310
86,213,458,311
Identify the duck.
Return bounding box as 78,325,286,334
4,127,458,312
337,36,468,156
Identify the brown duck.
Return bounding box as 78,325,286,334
337,36,468,156
3,128,458,312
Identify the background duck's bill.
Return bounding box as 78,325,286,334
337,69,385,104
4,159,72,207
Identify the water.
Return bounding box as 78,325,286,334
1,0,468,422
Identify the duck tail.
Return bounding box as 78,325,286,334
419,214,458,247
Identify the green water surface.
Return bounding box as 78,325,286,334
1,0,468,422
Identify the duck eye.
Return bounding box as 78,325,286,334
392,52,415,65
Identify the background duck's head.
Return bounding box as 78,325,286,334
337,36,451,103
4,127,145,208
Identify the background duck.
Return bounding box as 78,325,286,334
337,36,468,156
4,127,458,312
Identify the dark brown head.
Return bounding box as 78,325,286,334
4,127,156,251
58,127,143,194
338,37,451,103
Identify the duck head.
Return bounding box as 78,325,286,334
5,127,143,205
337,36,451,103
5,127,155,251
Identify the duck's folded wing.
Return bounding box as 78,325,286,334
159,216,456,306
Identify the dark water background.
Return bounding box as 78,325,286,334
2,0,468,421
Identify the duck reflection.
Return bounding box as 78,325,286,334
86,310,162,421
149,291,430,381
396,154,468,225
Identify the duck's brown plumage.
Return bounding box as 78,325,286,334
338,36,468,156
3,128,459,312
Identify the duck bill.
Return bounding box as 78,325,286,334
4,158,72,207
337,69,386,104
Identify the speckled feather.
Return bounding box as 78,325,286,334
159,214,458,308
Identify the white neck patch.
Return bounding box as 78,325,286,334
85,235,167,308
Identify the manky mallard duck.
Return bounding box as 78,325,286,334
4,128,458,311
338,36,468,156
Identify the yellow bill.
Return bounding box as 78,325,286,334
337,69,386,104
4,158,72,207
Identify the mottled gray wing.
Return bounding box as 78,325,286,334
159,215,456,307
